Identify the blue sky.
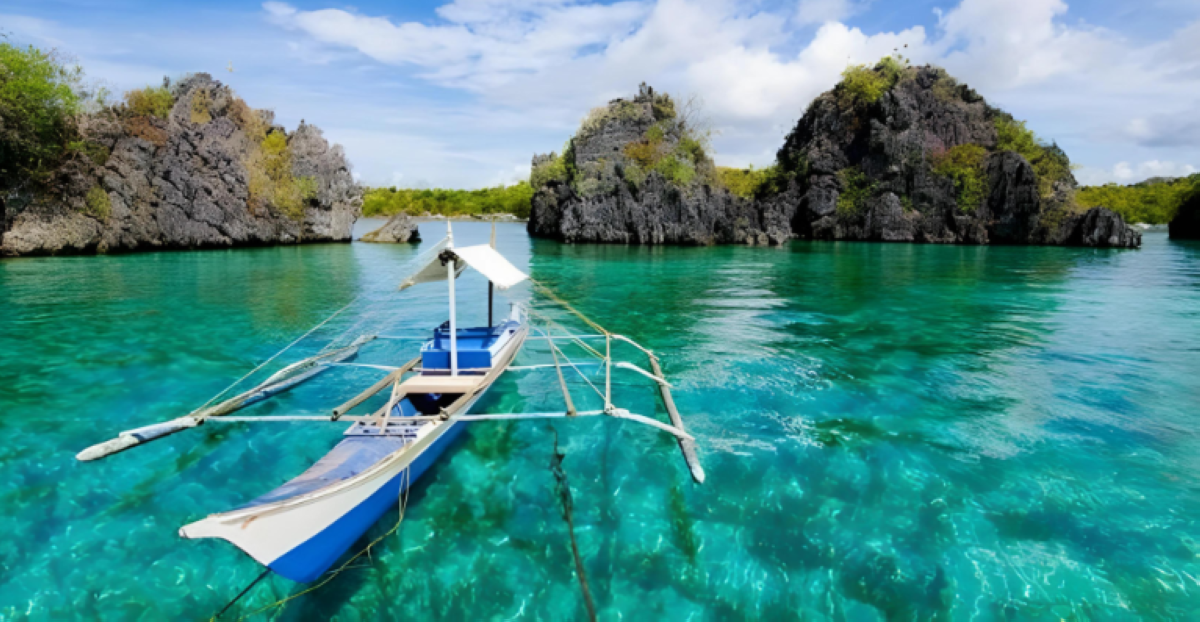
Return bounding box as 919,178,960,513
4,0,1199,188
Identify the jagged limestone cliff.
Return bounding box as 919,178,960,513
775,61,1139,247
529,64,1141,248
528,84,784,245
1,73,360,256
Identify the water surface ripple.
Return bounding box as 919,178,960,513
0,223,1197,620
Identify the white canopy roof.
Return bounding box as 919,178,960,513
397,239,528,291
452,244,529,290
398,239,465,291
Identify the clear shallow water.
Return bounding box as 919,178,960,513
1,223,1198,620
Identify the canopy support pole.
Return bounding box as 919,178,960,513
447,222,458,377
488,282,494,327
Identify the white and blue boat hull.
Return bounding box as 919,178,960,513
180,319,525,583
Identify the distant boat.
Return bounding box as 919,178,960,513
78,222,704,585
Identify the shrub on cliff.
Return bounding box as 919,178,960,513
531,150,569,188
717,166,782,199
124,86,173,119
246,130,316,220
931,144,988,211
836,167,875,215
84,185,110,220
993,115,1073,198
0,43,85,189
838,56,909,106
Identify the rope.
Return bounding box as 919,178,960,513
212,569,270,620
197,296,363,412
526,307,605,360
539,329,605,403
529,278,609,336
233,466,413,620
199,234,452,413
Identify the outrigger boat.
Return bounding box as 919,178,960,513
77,223,703,585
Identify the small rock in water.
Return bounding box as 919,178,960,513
361,212,420,243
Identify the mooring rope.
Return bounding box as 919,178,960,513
226,465,414,620
549,429,597,622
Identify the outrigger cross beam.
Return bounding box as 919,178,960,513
76,220,704,584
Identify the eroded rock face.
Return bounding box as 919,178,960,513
776,65,1140,248
531,72,1140,249
528,84,783,246
361,212,420,243
1,73,361,257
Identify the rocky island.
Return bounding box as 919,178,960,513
529,61,1141,248
1,73,360,256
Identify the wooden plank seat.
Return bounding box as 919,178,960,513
397,374,486,394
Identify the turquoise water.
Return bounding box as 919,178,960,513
1,223,1198,620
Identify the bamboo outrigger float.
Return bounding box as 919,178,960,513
77,222,704,585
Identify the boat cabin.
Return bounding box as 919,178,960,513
421,319,521,373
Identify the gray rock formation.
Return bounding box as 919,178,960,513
1,73,361,256
1169,191,1200,240
361,212,420,243
776,64,1139,248
528,84,784,246
530,69,1140,249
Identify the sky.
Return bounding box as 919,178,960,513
3,0,1199,189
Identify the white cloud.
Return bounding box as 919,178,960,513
1124,108,1200,148
794,0,860,27
12,0,1196,188
936,0,1121,90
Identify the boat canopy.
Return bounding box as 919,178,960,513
452,245,528,290
398,240,528,291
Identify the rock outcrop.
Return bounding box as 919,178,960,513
529,66,1141,249
528,84,784,246
776,63,1138,248
1,73,361,256
1169,191,1200,240
361,212,420,243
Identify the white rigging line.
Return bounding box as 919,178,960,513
201,236,453,410
198,296,363,410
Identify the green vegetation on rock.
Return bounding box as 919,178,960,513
1077,175,1200,224
932,144,988,212
123,86,173,119
838,56,909,106
363,184,534,219
531,150,569,188
837,167,875,215
189,88,212,125
246,131,313,221
717,165,781,199
0,42,85,188
84,185,111,220
993,115,1073,198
